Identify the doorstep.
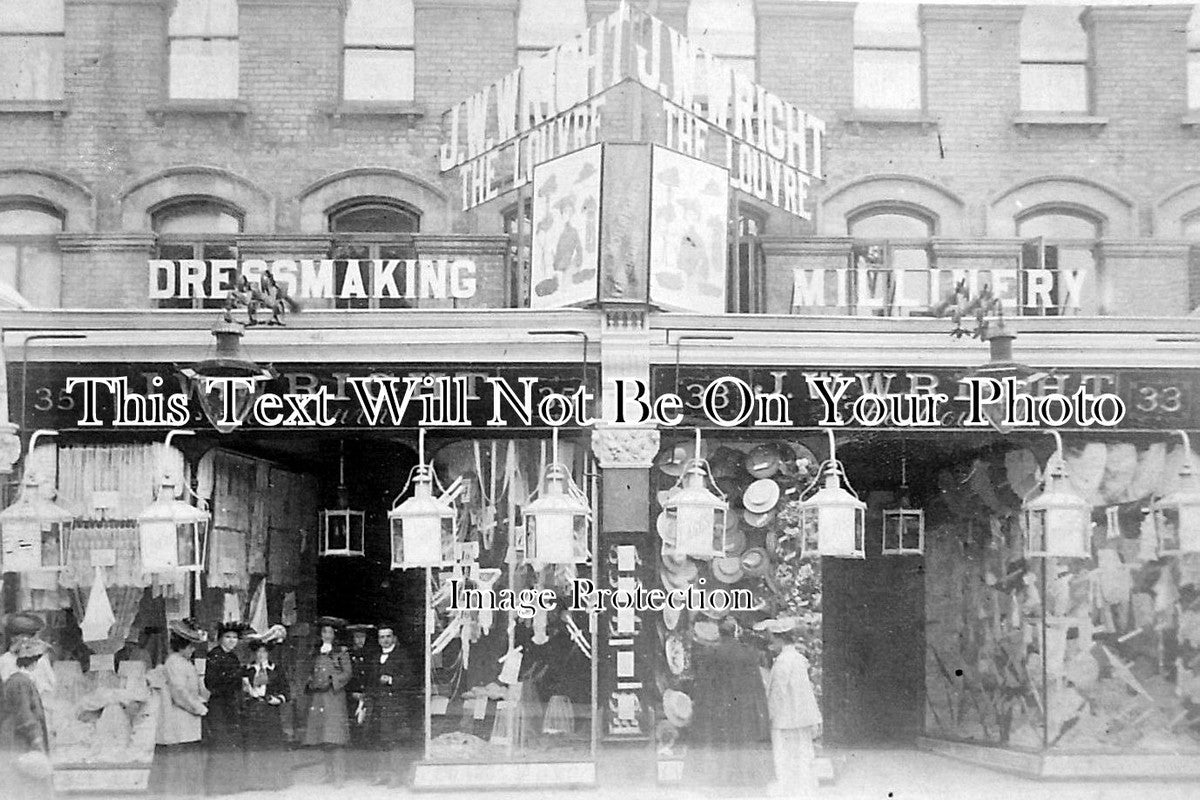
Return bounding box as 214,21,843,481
917,736,1200,780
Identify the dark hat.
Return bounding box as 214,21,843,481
217,621,251,637
168,619,208,644
314,616,347,630
376,621,398,634
12,638,48,659
4,612,44,638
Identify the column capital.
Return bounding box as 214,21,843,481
591,425,661,469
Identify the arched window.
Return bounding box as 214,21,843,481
152,197,244,309
517,0,586,70
1185,210,1200,314
0,201,63,307
1016,209,1100,315
730,205,766,313
847,209,934,316
329,199,420,309
687,0,756,83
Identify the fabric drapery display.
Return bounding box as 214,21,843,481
57,444,187,520
80,566,116,642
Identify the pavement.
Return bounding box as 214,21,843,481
67,747,1200,800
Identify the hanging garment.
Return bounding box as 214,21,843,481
223,592,242,623
247,579,268,635
81,566,116,643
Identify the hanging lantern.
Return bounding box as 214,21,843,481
0,472,75,572
799,430,866,559
525,429,590,564
882,454,924,555
1022,432,1091,559
663,429,726,560
389,429,457,569
179,314,275,434
1153,431,1200,555
320,441,365,557
138,472,209,571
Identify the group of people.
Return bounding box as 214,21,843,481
690,616,823,798
153,615,416,796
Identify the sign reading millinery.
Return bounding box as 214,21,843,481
440,1,824,219
650,366,1200,431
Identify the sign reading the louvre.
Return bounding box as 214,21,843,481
439,1,825,219
148,259,478,301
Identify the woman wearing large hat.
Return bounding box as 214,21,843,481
149,619,209,797
204,621,250,795
240,630,290,790
303,616,352,786
0,638,53,800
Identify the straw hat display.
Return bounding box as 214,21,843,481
740,547,770,577
655,440,705,477
664,632,690,675
692,619,720,645
742,479,781,513
744,445,782,479
661,689,693,727
711,555,745,584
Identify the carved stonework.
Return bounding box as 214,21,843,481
590,426,660,470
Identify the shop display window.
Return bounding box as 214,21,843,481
423,437,597,765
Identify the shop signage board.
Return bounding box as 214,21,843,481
21,363,597,432
439,1,824,219
650,366,1200,431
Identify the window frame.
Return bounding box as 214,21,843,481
165,0,240,101
1014,207,1102,317
327,198,421,310
852,4,925,112
0,199,64,307
846,207,936,317
0,0,66,102
1019,6,1092,115
341,0,416,104
151,196,245,310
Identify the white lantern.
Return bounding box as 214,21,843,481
1022,435,1091,559
0,473,75,572
525,430,590,564
882,457,924,555
799,430,865,559
663,430,726,560
321,443,365,557
138,474,209,571
1153,431,1200,555
389,429,457,569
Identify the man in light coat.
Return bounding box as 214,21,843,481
765,618,821,798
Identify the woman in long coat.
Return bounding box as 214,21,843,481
150,620,209,797
689,618,774,791
0,638,53,800
204,622,246,795
304,616,352,786
241,637,289,790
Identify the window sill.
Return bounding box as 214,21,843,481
0,100,67,119
328,101,425,120
842,109,938,130
147,99,249,123
1182,111,1200,128
1012,112,1107,130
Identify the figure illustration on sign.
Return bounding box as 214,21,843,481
224,270,301,326
553,195,583,276
533,158,599,299
653,166,682,291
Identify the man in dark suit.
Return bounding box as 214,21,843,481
364,623,415,787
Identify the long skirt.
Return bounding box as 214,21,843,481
770,727,818,798
204,699,245,796
242,700,290,790
149,741,205,798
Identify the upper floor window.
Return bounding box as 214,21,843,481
1020,5,1089,114
1188,6,1199,110
169,0,239,100
517,0,586,71
1016,210,1099,315
848,210,933,316
329,199,420,309
0,202,63,307
853,3,922,111
153,198,243,308
0,0,64,101
343,0,414,103
687,0,756,84
731,205,766,313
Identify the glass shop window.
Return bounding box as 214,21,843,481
343,0,415,103
1189,6,1200,111
853,3,922,111
1020,5,1090,114
0,0,64,101
328,199,420,309
0,202,63,308
1016,211,1100,316
517,0,587,71
152,198,243,309
688,0,756,84
169,0,239,100
847,210,933,316
730,205,765,313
